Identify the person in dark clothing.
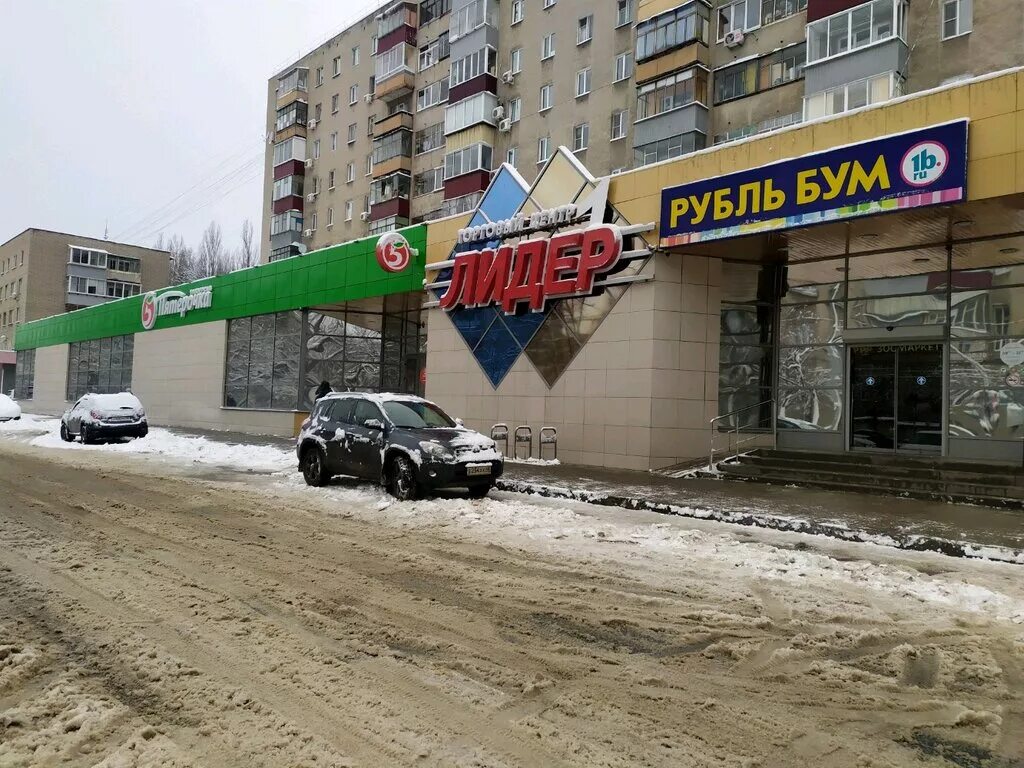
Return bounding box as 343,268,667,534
314,381,333,400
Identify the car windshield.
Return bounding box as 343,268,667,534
383,400,455,429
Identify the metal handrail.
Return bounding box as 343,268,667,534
709,399,777,469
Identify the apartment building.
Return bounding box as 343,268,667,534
0,228,170,351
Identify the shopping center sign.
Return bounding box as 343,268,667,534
141,286,213,330
660,120,969,246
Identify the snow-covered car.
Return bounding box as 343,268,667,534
296,393,503,500
0,393,21,422
60,392,148,444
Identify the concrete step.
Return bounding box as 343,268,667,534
756,448,1024,477
740,454,1024,487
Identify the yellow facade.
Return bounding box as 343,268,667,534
425,69,1024,265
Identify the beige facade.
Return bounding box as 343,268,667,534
0,229,170,350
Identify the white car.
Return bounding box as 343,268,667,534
0,393,21,422
60,392,148,443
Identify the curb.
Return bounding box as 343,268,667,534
495,478,1024,566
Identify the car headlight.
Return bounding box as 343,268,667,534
419,441,455,461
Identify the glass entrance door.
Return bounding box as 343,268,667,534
849,345,943,453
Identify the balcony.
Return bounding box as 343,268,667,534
377,2,418,51
276,67,308,109
634,1,711,83
374,109,414,136
376,69,416,100
372,129,413,177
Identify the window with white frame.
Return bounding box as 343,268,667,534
419,32,450,70
803,72,899,119
349,84,359,103
313,139,321,159
576,67,591,97
511,0,523,24
67,275,107,295
417,77,449,110
328,207,335,226
347,162,355,182
806,0,905,63
345,200,353,221
577,15,593,44
539,83,552,111
510,47,522,74
542,33,555,59
330,131,338,151
543,0,556,7
941,0,970,38
537,135,551,163
444,143,493,179
717,0,759,42
352,46,360,66
572,123,589,152
449,0,489,41
760,0,807,25
366,154,373,175
414,166,445,196
614,51,633,82
444,91,499,133
636,2,710,60
328,170,336,189
415,122,445,154
69,247,108,268
611,109,628,140
450,46,496,88
310,211,318,231
348,123,357,143
616,0,632,27
375,44,411,81
272,136,306,166
316,66,324,86
271,210,303,236
506,146,518,166
333,56,342,76
369,172,411,205
508,97,522,122
420,0,451,24
331,94,339,113
272,175,304,200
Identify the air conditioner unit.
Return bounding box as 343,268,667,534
501,70,515,85
498,118,511,132
307,192,317,201
364,93,375,104
303,229,314,237
305,158,314,168
724,30,745,48
360,211,371,221
308,118,317,129
492,105,505,120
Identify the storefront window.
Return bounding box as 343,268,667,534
14,348,34,400
67,335,134,402
949,342,1024,440
224,312,301,410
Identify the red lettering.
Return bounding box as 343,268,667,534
501,238,547,314
574,225,623,294
439,253,477,310
542,232,583,299
469,245,512,307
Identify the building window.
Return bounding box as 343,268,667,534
417,77,449,110
415,122,445,154
506,146,518,166
346,201,354,221
313,139,321,159
444,143,493,179
316,66,324,86
106,280,141,299
347,162,355,182
414,166,445,196
760,0,807,26
450,46,497,88
636,2,710,61
376,44,413,81
636,67,708,120
511,0,523,24
508,97,522,122
509,47,522,74
352,46,360,66
328,207,335,226
440,192,484,217
419,32,451,70
275,100,308,132
224,313,300,410
444,91,499,133
713,42,805,104
270,210,303,236
718,0,758,43
13,349,33,400
272,136,306,166
368,116,375,135
331,94,339,114
806,0,905,64
804,72,899,119
314,103,323,122
278,68,307,96
539,83,553,111
331,131,338,151
371,129,413,165
575,68,591,97
537,135,551,163
634,132,705,167
108,255,141,273
614,51,633,82
68,275,106,296
572,123,589,152
348,123,357,143
310,211,318,231
67,336,135,403
449,0,489,41
370,172,412,206
577,15,593,44
543,0,556,8
713,111,801,144
941,0,970,38
333,56,342,76
69,247,108,268
420,0,452,25
349,84,359,104
616,0,632,27
328,170,336,189
611,110,628,140
542,33,555,60
269,245,300,262
366,154,373,175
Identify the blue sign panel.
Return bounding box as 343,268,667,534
660,120,968,246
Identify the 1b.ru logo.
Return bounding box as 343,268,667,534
900,141,949,187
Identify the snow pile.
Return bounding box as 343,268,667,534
0,415,58,434
30,427,295,474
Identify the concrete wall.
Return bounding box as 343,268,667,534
425,253,721,470
30,344,70,415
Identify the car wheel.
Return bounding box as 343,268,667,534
60,423,74,443
467,483,493,499
80,425,92,444
301,445,329,487
138,426,149,439
388,455,419,501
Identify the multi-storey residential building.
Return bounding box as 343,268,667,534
0,229,170,352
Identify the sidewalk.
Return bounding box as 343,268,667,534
163,425,1024,563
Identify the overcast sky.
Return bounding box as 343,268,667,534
0,0,385,252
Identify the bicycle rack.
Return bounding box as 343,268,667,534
539,426,557,461
514,425,533,460
490,423,509,457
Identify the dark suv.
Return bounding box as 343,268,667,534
296,393,503,500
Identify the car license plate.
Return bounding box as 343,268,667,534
466,464,491,477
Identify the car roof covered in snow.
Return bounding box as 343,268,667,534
85,392,143,409
320,392,429,406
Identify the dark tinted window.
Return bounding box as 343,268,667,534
352,400,384,425
328,398,356,424
383,400,455,428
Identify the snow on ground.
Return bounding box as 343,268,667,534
0,414,56,434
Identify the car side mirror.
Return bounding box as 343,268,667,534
455,418,464,427
364,418,384,431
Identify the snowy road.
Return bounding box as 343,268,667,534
1,426,1023,766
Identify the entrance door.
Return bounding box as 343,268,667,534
849,345,943,453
